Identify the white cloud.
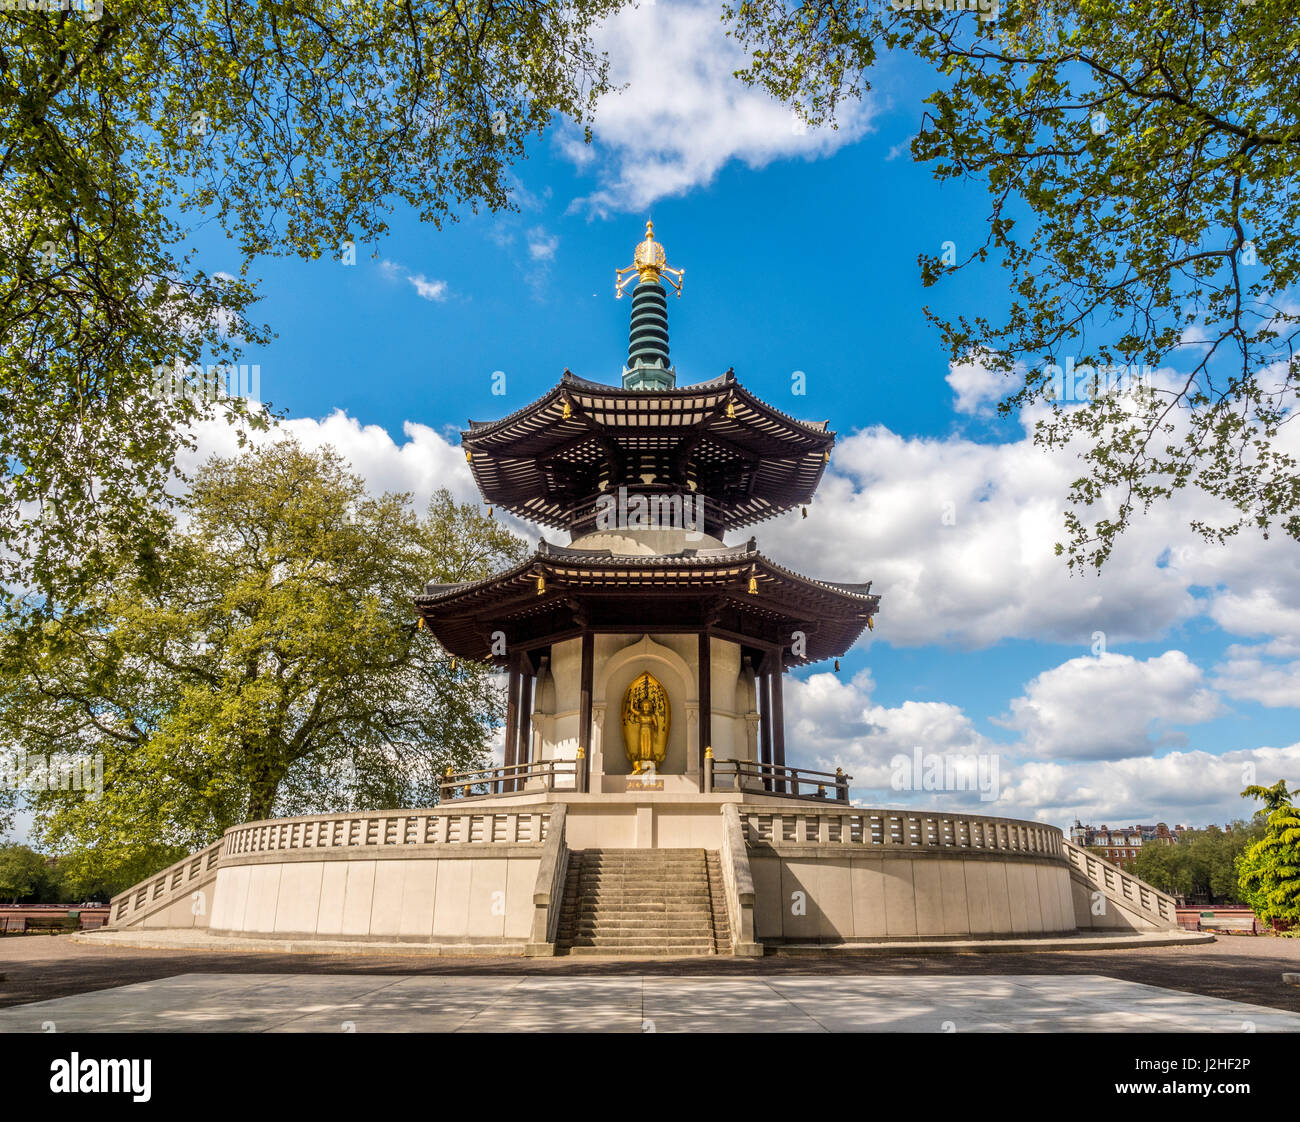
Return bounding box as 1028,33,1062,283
757,396,1300,650
995,651,1223,760
996,745,1300,827
408,275,448,302
183,410,487,520
1214,644,1300,708
526,227,560,262
781,663,1299,828
946,351,1016,416
379,259,449,302
784,669,993,785
885,135,915,162
565,0,878,214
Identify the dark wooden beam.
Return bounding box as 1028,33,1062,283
578,631,594,790
770,649,786,792
503,651,521,775
698,631,712,792
758,669,772,774
516,658,534,772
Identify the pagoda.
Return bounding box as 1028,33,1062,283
418,222,879,801
102,226,1180,956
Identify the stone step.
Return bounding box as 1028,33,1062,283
571,893,712,903
564,945,717,957
554,848,729,958
569,925,712,936
564,935,717,947
570,903,713,913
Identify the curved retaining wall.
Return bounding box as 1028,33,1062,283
109,797,1178,952
206,807,561,947
738,806,1077,942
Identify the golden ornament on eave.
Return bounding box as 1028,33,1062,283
621,671,670,774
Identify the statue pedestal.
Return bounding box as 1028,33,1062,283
625,776,664,792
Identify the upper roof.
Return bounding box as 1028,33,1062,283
462,370,835,533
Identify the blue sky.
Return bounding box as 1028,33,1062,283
30,0,1297,837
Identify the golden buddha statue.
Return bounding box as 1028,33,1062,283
621,672,670,774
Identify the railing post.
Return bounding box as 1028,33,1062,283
575,748,586,793
836,767,848,803
704,746,714,794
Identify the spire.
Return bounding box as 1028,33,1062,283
614,220,684,391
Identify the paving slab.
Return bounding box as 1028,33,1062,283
2,973,1298,1033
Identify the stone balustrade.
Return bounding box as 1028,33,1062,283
109,838,224,928
221,807,553,858
1062,837,1178,928
741,806,1063,857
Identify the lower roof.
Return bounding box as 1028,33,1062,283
415,540,878,664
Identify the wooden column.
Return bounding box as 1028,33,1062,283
758,665,773,788
503,652,521,790
697,631,712,792
516,656,534,784
577,632,594,792
770,649,786,793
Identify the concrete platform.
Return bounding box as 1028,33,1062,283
72,926,1212,957
1,972,1296,1033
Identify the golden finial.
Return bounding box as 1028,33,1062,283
615,219,684,299
705,746,713,759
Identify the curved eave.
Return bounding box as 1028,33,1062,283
460,372,837,531
463,371,832,443
415,548,879,664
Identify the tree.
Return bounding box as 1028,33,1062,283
2,0,622,604
0,843,48,904
1237,781,1300,928
726,1,1300,568
0,440,528,874
1133,822,1264,903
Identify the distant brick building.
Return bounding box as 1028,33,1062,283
1069,821,1183,870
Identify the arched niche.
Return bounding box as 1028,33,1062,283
594,634,697,777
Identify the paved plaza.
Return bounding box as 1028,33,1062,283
1,971,1297,1033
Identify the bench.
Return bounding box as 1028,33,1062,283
23,916,80,934
1198,914,1259,934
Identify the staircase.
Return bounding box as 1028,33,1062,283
555,848,732,956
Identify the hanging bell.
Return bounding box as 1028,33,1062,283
465,449,472,463
536,573,546,595
867,616,875,631
486,506,493,518
416,617,425,631
450,657,458,671
834,659,840,672
562,398,572,420
746,574,758,595
801,506,808,519
726,397,736,419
